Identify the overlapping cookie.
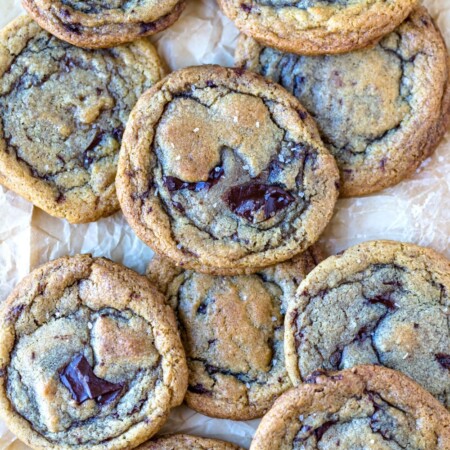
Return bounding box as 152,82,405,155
220,0,418,55
117,65,339,274
0,255,188,450
236,7,450,196
22,0,186,48
147,248,321,419
285,240,450,409
138,434,243,449
250,366,450,449
0,16,164,223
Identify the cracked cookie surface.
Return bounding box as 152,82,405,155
137,434,243,449
250,366,450,450
0,254,188,450
236,7,450,197
117,65,339,274
147,248,320,419
219,0,417,55
22,0,186,48
0,16,164,223
285,240,450,410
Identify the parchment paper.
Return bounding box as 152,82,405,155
0,0,449,448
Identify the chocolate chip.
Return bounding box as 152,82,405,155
241,3,252,12
305,369,327,384
315,421,337,441
56,193,66,204
197,303,208,314
297,109,308,120
6,304,24,322
172,201,185,212
140,22,157,34
380,157,387,171
224,183,294,222
163,166,224,192
436,353,450,369
188,384,210,395
62,23,81,35
59,354,123,405
368,294,397,310
329,349,342,367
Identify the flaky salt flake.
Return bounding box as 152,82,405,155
243,165,249,171
299,415,304,421
233,116,238,123
175,155,181,161
245,383,251,389
87,322,93,330
403,353,409,359
193,127,200,133
176,244,182,249
271,316,277,322
256,121,260,128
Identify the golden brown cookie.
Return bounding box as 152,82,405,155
117,65,339,274
147,248,320,420
0,16,164,223
236,7,450,197
219,0,418,55
137,434,243,449
0,254,188,450
250,366,450,449
285,240,450,409
22,0,186,48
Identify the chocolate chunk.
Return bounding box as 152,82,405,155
6,304,24,322
172,201,185,212
368,293,397,310
188,384,210,395
225,183,294,221
436,353,450,369
60,354,123,405
329,349,342,367
163,166,224,193
140,21,157,34
241,3,252,12
315,420,337,441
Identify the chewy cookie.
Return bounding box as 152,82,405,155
236,7,450,197
22,0,186,48
0,255,188,450
117,65,339,274
137,434,243,449
0,16,164,223
219,0,418,55
285,240,450,409
147,248,321,420
250,366,450,449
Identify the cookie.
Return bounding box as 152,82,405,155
236,7,450,197
146,248,320,420
0,254,188,450
117,65,339,274
0,16,164,223
250,365,450,449
219,0,418,56
22,0,186,48
137,434,243,449
285,240,450,410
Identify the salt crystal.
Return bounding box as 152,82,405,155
193,128,199,133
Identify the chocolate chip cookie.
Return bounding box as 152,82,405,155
285,240,450,410
138,434,243,449
236,7,450,197
147,248,321,420
219,0,418,55
250,366,450,449
117,65,339,274
0,16,164,223
0,254,188,450
22,0,186,48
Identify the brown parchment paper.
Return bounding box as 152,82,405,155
0,0,449,448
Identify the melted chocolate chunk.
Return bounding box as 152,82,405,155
60,354,123,405
225,183,294,221
163,166,224,192
368,293,397,310
188,384,211,395
315,420,337,440
436,353,450,369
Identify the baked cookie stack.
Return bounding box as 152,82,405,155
0,0,449,448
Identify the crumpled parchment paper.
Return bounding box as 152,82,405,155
0,0,449,448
